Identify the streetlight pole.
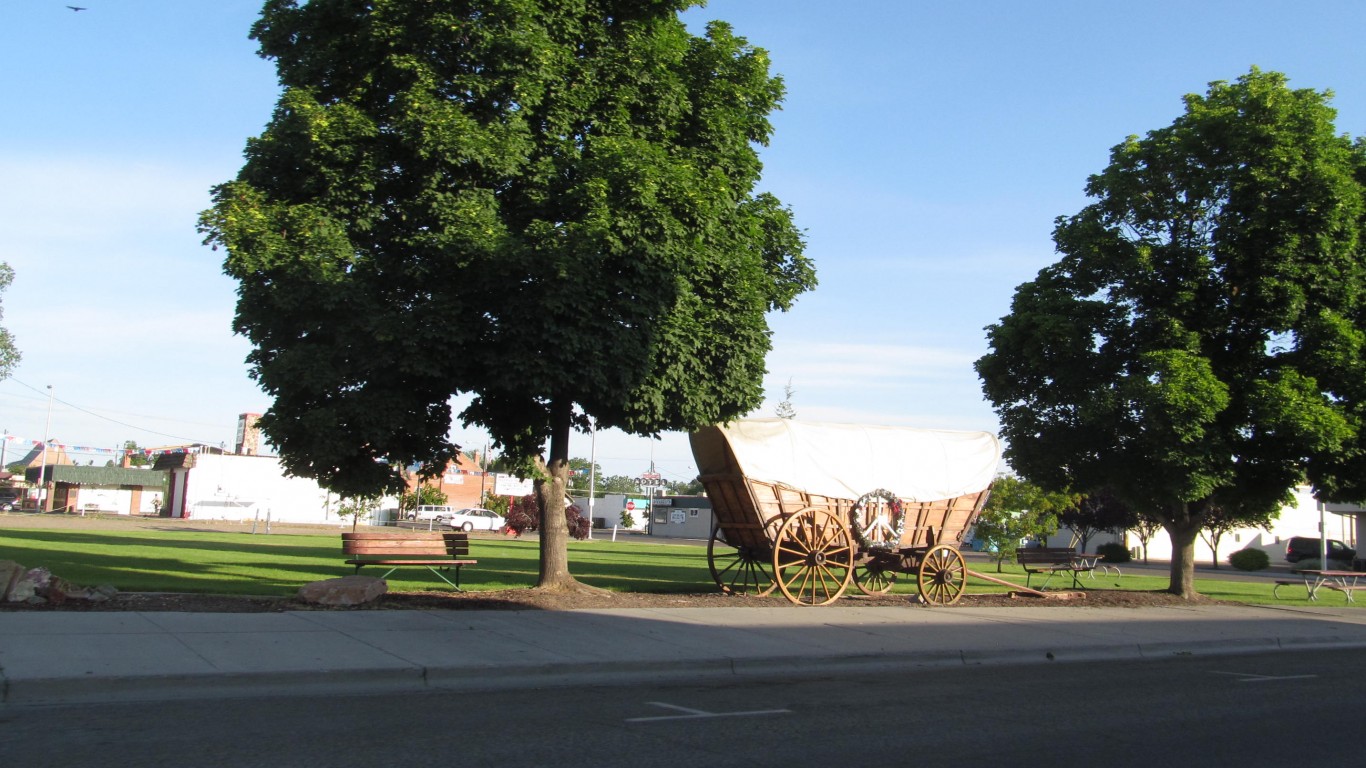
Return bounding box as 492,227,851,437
587,419,597,540
39,385,53,512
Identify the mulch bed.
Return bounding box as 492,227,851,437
0,587,1211,613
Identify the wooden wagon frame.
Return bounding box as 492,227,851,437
690,419,1002,606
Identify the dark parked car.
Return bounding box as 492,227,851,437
1285,536,1356,564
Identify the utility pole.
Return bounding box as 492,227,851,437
39,385,54,512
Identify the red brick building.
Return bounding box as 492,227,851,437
408,452,491,508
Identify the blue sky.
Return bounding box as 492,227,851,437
2,1,1364,484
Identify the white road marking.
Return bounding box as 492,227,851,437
626,701,793,723
1210,671,1319,683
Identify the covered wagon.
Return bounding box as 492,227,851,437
690,418,1001,605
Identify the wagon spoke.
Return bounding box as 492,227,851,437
773,508,852,606
855,561,896,595
916,545,967,606
707,521,776,596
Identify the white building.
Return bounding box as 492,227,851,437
158,452,346,525
1058,485,1360,565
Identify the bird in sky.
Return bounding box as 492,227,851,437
67,5,87,11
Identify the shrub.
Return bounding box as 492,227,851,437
1290,557,1325,573
504,495,538,534
504,495,590,540
1095,541,1131,563
1228,547,1270,571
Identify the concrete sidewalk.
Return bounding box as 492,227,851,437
4,601,1366,706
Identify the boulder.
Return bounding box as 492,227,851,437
296,576,387,607
4,566,119,604
0,560,25,601
8,566,52,603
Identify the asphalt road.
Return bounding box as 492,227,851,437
3,647,1359,768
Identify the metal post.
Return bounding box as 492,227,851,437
1320,501,1328,567
479,440,488,504
587,419,597,540
39,385,53,512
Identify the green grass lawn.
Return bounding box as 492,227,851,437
0,525,1342,607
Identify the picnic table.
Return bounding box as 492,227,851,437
1295,570,1366,603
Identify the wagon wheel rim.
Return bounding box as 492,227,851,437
707,519,778,596
854,559,897,595
773,508,855,606
917,545,966,605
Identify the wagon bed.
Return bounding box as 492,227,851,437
690,419,1001,605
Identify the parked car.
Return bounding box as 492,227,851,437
440,507,506,532
409,504,454,522
1284,536,1356,564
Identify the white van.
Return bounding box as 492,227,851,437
409,505,454,522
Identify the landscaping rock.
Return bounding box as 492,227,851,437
0,560,25,600
2,564,121,605
297,576,387,606
8,566,52,603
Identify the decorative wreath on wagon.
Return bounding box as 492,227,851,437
849,489,905,551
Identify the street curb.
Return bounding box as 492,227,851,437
9,634,1366,706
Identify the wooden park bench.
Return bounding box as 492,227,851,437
342,531,477,590
1016,547,1106,590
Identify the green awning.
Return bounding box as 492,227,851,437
27,465,167,487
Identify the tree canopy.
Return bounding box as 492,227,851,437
0,261,19,380
972,475,1073,572
200,0,813,589
976,69,1366,597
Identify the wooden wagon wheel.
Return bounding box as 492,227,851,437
772,507,855,606
707,517,780,596
916,544,967,605
854,556,898,595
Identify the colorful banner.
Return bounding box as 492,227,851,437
1,434,197,458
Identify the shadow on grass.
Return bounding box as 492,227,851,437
0,528,721,596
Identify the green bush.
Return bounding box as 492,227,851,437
1228,547,1270,571
1095,541,1131,563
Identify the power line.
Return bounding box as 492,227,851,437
5,377,219,444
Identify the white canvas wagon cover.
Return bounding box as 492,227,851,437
693,418,1001,503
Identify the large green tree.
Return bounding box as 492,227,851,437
200,0,813,591
0,262,19,379
976,69,1366,598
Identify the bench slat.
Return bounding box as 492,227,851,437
345,559,478,566
344,543,470,554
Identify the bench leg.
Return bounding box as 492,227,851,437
424,565,463,591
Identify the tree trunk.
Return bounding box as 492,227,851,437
1163,509,1203,598
535,399,576,590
